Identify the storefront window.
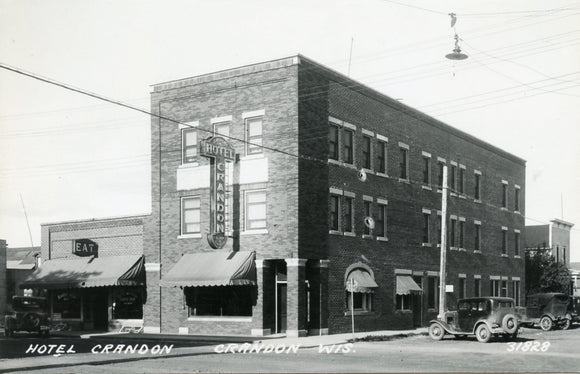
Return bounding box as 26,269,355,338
186,286,254,317
112,289,143,319
52,290,81,319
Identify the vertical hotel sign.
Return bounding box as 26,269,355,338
200,136,235,249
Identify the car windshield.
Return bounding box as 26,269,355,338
13,299,45,310
497,301,513,309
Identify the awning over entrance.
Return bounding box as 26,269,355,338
160,251,256,287
20,255,145,289
396,275,423,295
346,269,378,293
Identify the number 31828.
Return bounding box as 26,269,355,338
507,341,550,352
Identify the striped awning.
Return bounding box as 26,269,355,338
345,269,378,293
21,255,145,289
396,275,423,295
160,251,256,287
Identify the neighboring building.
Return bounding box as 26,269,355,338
142,55,526,337
0,239,7,314
6,245,40,305
21,215,147,331
525,219,574,267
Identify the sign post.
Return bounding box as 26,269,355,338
349,277,356,340
199,136,235,249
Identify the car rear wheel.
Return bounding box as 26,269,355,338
561,318,571,330
428,323,445,341
502,314,518,334
475,324,491,343
540,316,553,331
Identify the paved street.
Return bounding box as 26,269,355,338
1,326,579,373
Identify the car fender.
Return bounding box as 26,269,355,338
472,320,492,335
541,313,556,321
428,319,454,334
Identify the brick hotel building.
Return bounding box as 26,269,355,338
23,56,526,336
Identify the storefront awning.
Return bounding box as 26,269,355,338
160,251,256,287
396,275,422,295
20,255,145,289
346,269,378,293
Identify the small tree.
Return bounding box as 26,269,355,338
525,246,571,295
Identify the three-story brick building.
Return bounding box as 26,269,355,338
143,55,526,337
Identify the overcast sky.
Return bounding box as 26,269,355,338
1,0,579,260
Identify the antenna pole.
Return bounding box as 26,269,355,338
19,193,35,248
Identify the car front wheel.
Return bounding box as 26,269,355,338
560,318,571,330
476,324,492,343
428,323,445,341
540,316,553,331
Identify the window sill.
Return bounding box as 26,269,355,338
458,194,467,199
343,232,356,237
344,310,375,316
514,211,521,215
474,250,482,254
178,162,200,169
398,178,410,184
329,230,342,235
187,316,252,322
241,229,268,235
362,234,374,240
362,168,375,175
343,163,357,170
436,189,442,194
178,233,202,239
474,199,482,204
241,154,264,161
501,254,508,257
328,159,341,166
376,172,389,179
514,255,521,259
422,185,432,191
395,309,412,314
377,236,388,242
422,242,432,247
450,192,458,197
501,207,508,211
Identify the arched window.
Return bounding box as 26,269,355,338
345,265,378,312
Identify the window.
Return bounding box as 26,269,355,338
423,213,430,243
458,167,465,194
396,294,411,311
375,203,387,238
343,129,354,164
502,228,508,255
491,279,500,297
427,277,438,309
182,197,201,235
245,117,263,155
474,173,481,200
437,162,444,188
459,221,465,248
362,135,372,169
329,124,339,160
474,223,481,251
437,214,442,245
449,165,457,192
449,217,457,248
347,292,373,312
213,122,230,138
458,278,466,299
363,201,372,235
112,289,143,319
514,231,520,256
512,280,521,306
329,195,340,231
514,187,520,212
343,196,354,233
474,279,481,297
422,156,431,184
52,290,81,319
245,190,267,230
501,280,508,297
182,129,198,164
502,183,508,208
186,286,254,317
399,147,408,180
376,141,387,174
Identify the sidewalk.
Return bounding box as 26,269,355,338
0,328,427,373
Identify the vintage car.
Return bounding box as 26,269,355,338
569,296,580,325
519,293,571,331
4,296,51,337
428,297,519,343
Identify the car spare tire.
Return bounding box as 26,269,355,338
23,313,41,329
502,314,518,334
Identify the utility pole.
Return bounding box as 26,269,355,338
438,165,448,320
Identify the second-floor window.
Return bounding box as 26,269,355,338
182,129,198,164
514,231,520,256
449,218,457,247
245,190,267,230
182,197,201,235
213,122,230,138
459,220,465,248
362,136,372,169
363,201,371,235
502,228,508,255
423,213,430,243
343,196,354,233
343,129,354,164
329,195,340,231
245,117,263,155
329,124,339,160
376,204,387,238
474,223,481,251
376,141,387,174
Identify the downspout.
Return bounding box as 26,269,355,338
158,101,163,331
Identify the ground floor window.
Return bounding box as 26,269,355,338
185,286,255,317
396,294,411,310
52,290,81,319
512,280,521,306
346,292,373,312
490,280,500,297
112,288,143,319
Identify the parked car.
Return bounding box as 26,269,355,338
4,296,51,337
567,296,580,325
428,297,519,343
519,293,571,331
